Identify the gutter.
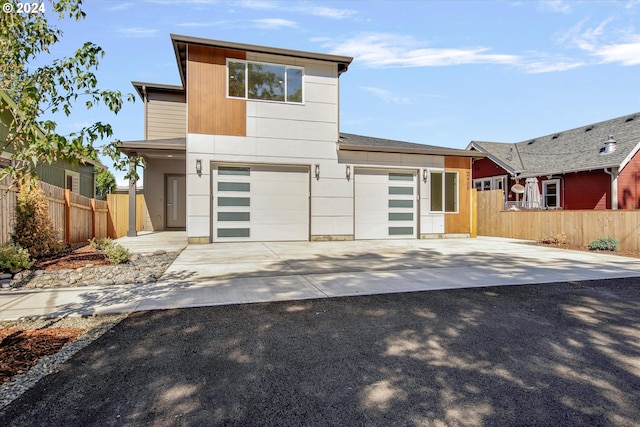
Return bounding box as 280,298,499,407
339,143,486,159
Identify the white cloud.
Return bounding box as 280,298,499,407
107,3,134,12
306,5,356,19
237,0,356,19
251,18,298,29
558,19,640,66
539,0,572,14
595,36,640,65
145,0,219,4
522,59,586,73
177,18,297,30
177,21,217,28
117,27,159,37
319,33,520,68
360,86,411,105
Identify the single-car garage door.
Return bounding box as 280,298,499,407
212,164,309,242
355,168,417,239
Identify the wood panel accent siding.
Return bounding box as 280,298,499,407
444,156,472,233
187,45,246,136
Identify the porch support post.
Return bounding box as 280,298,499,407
127,154,138,237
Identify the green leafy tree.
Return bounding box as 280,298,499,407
95,167,116,199
0,0,138,186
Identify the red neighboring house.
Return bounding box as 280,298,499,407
467,113,640,210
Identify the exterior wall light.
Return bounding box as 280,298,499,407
346,165,351,180
196,159,202,176
315,164,320,180
422,168,428,183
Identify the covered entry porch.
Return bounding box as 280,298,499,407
119,138,186,236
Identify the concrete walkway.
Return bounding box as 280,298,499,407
2,235,640,320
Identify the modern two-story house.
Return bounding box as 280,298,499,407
120,34,484,243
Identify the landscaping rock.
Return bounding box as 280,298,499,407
9,251,180,290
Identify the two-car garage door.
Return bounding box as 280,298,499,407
211,164,419,241
212,164,309,242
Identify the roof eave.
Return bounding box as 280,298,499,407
131,81,185,100
170,33,354,87
467,142,517,174
517,164,622,178
118,139,187,156
340,143,486,158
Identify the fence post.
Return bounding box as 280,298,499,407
91,198,97,241
64,189,71,245
471,188,478,238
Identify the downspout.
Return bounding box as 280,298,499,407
142,85,148,140
604,167,619,210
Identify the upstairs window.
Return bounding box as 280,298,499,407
227,59,304,104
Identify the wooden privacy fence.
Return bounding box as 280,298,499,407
106,194,146,239
0,176,110,246
477,190,640,251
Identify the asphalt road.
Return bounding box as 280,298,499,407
2,278,640,426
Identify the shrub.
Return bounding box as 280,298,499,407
588,237,620,251
0,243,34,272
102,242,130,264
89,237,113,252
11,183,65,259
540,233,567,246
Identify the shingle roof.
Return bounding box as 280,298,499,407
340,133,485,158
470,113,640,177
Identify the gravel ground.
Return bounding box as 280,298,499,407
2,278,640,426
0,314,127,411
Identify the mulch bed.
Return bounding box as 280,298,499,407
0,328,83,385
33,245,110,271
1,245,111,386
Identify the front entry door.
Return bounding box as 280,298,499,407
166,175,186,229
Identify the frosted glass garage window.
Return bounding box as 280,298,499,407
218,228,250,238
218,197,250,207
218,182,250,192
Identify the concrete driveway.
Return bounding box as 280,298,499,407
3,235,640,319
144,236,640,310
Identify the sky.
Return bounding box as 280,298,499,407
30,0,640,185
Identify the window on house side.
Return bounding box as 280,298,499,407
228,59,303,104
445,172,458,213
543,179,560,209
65,170,80,194
430,171,459,213
430,172,443,212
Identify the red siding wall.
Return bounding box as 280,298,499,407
618,150,640,210
472,157,509,179
562,171,610,210
472,156,617,210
